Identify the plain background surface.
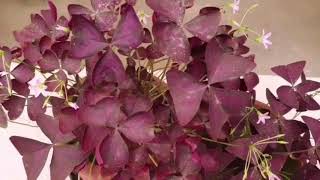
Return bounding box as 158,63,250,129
0,75,320,180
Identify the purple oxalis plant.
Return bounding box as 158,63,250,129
0,0,320,180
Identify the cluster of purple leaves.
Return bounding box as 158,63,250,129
0,0,320,179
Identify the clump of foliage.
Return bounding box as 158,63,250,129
0,0,320,180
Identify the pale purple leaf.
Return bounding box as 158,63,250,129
184,7,221,42
146,0,185,24
69,15,107,59
119,112,155,143
112,5,144,51
153,22,190,63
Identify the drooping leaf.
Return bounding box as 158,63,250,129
98,131,129,170
296,80,320,95
184,7,221,42
146,0,185,24
92,48,127,86
50,145,85,180
11,63,35,83
120,94,152,116
271,61,306,85
302,116,320,145
244,72,259,91
277,86,299,109
207,89,229,139
119,112,155,143
61,54,82,74
205,39,256,84
2,95,26,120
27,95,46,121
200,149,234,174
81,125,110,153
112,5,144,51
41,1,58,27
38,50,60,72
69,15,107,59
79,98,125,128
166,69,206,126
57,107,82,134
36,114,75,144
10,136,51,180
68,4,92,16
23,43,43,65
153,22,190,63
266,88,290,115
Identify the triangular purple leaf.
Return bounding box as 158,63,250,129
184,7,221,42
10,136,51,180
266,88,290,115
119,112,155,143
112,5,144,51
277,85,299,109
69,15,107,59
205,39,256,84
302,116,320,145
38,50,60,72
271,61,306,85
166,69,206,126
153,22,190,63
27,95,46,121
57,107,82,134
146,0,185,24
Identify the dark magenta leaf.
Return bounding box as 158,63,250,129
81,125,110,153
176,145,201,176
277,86,299,109
184,7,221,42
10,136,51,180
146,0,185,24
302,116,320,145
271,61,306,85
266,88,291,115
119,112,155,143
50,145,85,180
11,63,35,83
120,94,152,116
2,95,26,120
14,14,49,43
153,22,190,63
23,43,42,65
205,39,256,84
41,1,58,27
166,69,206,126
79,98,125,128
57,107,82,134
36,114,75,144
112,5,144,51
61,55,82,74
69,15,107,59
296,80,320,95
244,72,259,91
207,89,229,139
38,50,60,72
92,48,127,86
98,131,129,170
200,149,234,174
27,95,46,121
68,4,92,15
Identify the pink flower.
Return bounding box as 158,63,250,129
229,0,240,14
28,74,48,98
256,29,272,49
68,102,79,110
257,112,270,124
0,71,9,77
267,171,281,180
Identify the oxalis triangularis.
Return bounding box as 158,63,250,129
0,0,319,180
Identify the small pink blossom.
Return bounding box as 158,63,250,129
267,171,281,180
256,29,272,49
229,0,240,14
257,112,270,124
68,102,79,110
0,71,9,76
28,74,48,98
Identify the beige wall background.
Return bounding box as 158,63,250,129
0,0,319,76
